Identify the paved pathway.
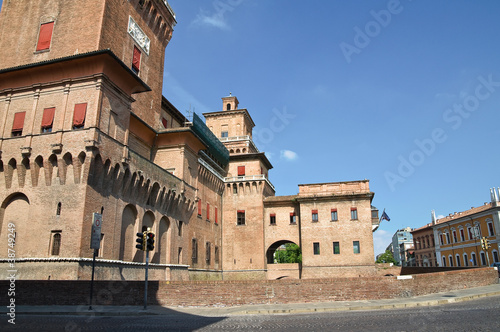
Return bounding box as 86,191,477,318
4,283,500,317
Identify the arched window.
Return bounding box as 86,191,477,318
226,103,231,110
51,232,61,255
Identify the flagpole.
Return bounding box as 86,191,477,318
379,208,385,222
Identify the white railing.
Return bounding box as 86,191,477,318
219,136,260,153
224,175,275,191
198,157,225,182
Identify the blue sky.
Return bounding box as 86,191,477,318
164,0,500,256
2,0,500,256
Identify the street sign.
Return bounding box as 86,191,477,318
90,213,102,250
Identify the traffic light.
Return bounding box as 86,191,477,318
480,237,486,250
146,232,155,251
485,238,491,250
136,232,146,251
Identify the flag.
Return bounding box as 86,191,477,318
381,210,390,222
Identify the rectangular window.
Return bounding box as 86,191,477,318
439,234,444,245
460,229,465,242
197,199,202,216
237,210,245,225
270,213,276,225
456,255,461,267
73,103,87,129
215,246,219,264
41,107,55,133
312,210,318,222
36,22,54,51
452,230,457,243
191,238,198,264
206,242,211,264
178,221,183,236
351,207,358,220
206,203,210,221
488,222,495,236
237,166,245,176
290,212,296,224
215,207,218,224
161,117,168,128
12,111,26,136
313,242,320,255
471,252,477,266
331,209,338,221
132,45,141,73
445,232,450,244
353,241,360,254
464,253,469,267
221,131,228,138
333,242,340,255
480,252,486,266
467,227,473,240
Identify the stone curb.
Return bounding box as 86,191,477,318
240,290,500,315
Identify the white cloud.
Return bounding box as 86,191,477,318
192,11,229,30
280,150,298,161
373,229,393,257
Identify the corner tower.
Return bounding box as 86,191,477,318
204,96,275,279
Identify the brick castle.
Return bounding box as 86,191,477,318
0,0,380,281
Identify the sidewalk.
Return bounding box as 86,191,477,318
6,283,500,317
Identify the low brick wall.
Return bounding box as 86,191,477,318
1,267,497,307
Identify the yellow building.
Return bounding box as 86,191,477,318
432,189,500,267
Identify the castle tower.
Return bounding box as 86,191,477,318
204,96,275,279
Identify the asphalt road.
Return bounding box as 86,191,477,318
2,295,500,332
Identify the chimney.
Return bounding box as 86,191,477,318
492,187,500,207
431,210,436,225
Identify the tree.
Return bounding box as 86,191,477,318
275,243,302,263
376,250,398,264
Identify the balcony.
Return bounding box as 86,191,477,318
219,135,260,153
224,174,275,191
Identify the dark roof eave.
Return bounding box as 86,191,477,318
0,49,150,92
230,152,273,169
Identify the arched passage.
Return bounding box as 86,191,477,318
266,240,300,264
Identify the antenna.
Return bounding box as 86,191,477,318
184,104,194,126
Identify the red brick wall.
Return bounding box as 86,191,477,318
2,267,497,306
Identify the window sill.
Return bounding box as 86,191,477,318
269,224,276,226
289,222,297,225
34,49,50,54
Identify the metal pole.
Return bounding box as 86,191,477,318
89,249,97,310
144,250,149,310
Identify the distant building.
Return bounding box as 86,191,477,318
411,221,437,267
390,227,414,266
431,189,500,267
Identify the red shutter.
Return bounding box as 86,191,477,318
270,213,276,217
207,203,210,220
237,210,245,214
73,103,87,127
12,112,26,132
41,107,55,128
36,22,54,51
132,46,141,72
198,199,202,216
312,210,318,214
237,166,245,176
161,117,168,128
215,207,218,224
290,212,295,216
331,208,337,212
351,207,357,211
